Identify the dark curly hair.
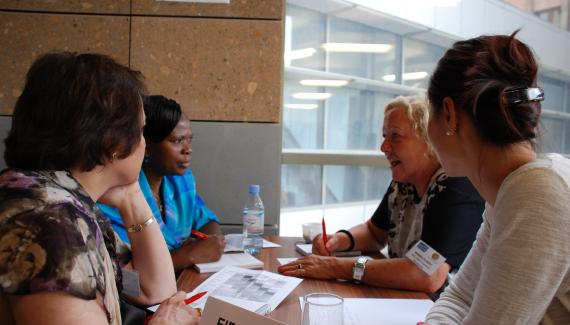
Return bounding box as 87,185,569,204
4,52,147,171
428,30,541,147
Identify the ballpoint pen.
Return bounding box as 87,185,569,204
191,229,209,239
184,291,208,305
145,291,208,324
322,217,328,255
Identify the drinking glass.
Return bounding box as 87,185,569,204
301,293,344,325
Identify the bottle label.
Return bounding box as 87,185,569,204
243,212,263,233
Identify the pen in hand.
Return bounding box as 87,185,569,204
322,217,329,255
184,291,208,305
191,229,209,239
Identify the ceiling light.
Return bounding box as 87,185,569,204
284,103,319,110
285,47,317,61
382,71,429,82
300,79,349,87
292,92,332,100
382,74,396,82
403,71,429,80
321,42,393,53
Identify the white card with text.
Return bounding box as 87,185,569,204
405,240,446,276
199,296,286,325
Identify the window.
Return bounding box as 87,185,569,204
403,39,445,89
281,2,570,237
281,4,442,236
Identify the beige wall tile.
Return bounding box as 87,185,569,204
0,0,130,14
133,0,283,20
131,16,283,122
0,12,130,114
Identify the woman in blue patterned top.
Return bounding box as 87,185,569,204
99,95,224,272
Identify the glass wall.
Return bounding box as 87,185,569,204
281,2,570,236
281,3,442,235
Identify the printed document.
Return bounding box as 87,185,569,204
192,266,302,312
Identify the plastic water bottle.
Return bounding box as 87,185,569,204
243,184,264,255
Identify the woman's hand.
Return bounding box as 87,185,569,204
312,232,349,256
277,255,348,280
149,291,200,325
98,181,145,212
179,235,226,266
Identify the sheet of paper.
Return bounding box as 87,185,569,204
295,243,313,256
299,297,434,325
194,253,263,273
276,258,298,265
191,266,302,312
211,296,270,315
263,239,281,248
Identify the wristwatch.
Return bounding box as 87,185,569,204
352,256,369,283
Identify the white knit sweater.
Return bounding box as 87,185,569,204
426,154,570,324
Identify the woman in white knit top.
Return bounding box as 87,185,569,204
421,31,570,324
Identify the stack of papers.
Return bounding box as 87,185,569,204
194,253,263,273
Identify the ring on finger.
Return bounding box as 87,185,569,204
297,264,303,270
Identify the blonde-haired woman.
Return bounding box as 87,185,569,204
278,96,484,296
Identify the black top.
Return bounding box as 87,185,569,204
371,170,484,270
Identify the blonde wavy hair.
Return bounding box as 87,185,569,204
384,96,435,157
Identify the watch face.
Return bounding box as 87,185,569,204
353,258,367,281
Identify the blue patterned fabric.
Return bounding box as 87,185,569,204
98,169,219,249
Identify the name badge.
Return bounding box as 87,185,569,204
122,269,141,297
405,240,446,276
200,296,285,325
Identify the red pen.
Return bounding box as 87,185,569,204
191,229,209,239
145,291,208,324
185,291,208,305
322,217,328,255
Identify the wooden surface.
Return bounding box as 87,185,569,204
176,236,429,324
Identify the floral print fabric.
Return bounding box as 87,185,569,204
0,169,125,324
385,169,447,258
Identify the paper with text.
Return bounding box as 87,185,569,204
191,266,302,312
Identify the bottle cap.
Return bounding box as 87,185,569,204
249,184,260,194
